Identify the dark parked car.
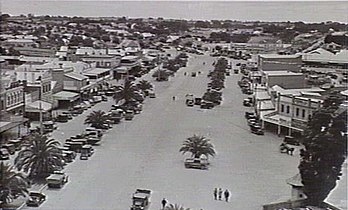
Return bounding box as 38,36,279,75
250,125,264,135
0,148,10,160
56,114,69,123
283,136,300,146
26,192,46,207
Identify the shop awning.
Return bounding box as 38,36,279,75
25,100,52,113
53,91,80,101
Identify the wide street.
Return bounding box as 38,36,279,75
26,53,312,210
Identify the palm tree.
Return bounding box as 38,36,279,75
0,162,29,207
113,80,138,105
136,80,153,93
165,203,190,210
85,110,109,129
179,134,216,159
15,134,64,179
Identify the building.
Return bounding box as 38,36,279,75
258,54,302,72
2,39,38,48
261,71,306,89
74,47,121,69
0,59,28,141
260,85,324,136
300,48,348,69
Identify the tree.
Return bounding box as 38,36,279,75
165,203,190,210
179,135,216,159
85,110,109,129
299,91,347,205
136,80,153,93
0,162,29,207
113,80,138,105
15,134,64,179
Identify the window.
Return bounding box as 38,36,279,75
302,109,306,118
296,108,299,117
281,104,284,112
286,106,290,114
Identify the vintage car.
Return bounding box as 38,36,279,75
46,171,69,188
125,110,135,120
26,191,46,207
184,158,209,170
283,136,300,146
250,125,264,135
131,189,151,210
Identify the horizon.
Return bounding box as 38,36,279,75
1,1,347,23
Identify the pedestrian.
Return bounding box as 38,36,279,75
184,72,187,76
224,189,230,202
172,96,176,101
213,188,218,200
218,188,223,200
161,198,167,209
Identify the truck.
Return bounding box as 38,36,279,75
130,189,151,210
46,171,69,188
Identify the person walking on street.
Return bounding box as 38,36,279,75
224,189,230,202
172,96,176,101
218,188,223,200
213,188,218,200
161,198,167,209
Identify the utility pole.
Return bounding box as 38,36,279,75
39,76,43,135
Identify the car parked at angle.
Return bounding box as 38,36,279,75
62,150,77,163
0,148,10,160
26,191,46,207
283,136,300,146
148,91,156,98
80,145,94,160
243,98,253,107
42,121,58,133
200,101,214,109
1,143,15,155
46,171,69,188
245,112,257,120
250,124,264,135
7,139,22,151
55,114,69,123
70,105,84,115
125,110,135,120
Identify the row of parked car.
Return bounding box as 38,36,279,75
55,95,108,123
25,93,112,207
245,112,264,135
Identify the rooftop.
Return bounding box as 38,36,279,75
65,72,89,81
259,54,301,59
264,71,303,76
83,68,110,76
